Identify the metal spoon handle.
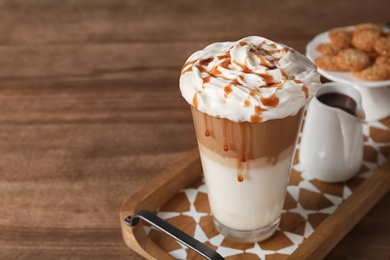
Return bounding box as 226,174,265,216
124,210,224,260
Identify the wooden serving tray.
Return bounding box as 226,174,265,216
120,118,390,260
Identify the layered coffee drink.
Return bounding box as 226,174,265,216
180,36,321,242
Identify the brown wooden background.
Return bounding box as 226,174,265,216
0,0,389,259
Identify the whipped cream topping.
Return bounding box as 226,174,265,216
180,36,321,123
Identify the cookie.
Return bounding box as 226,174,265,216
354,23,383,34
314,55,344,71
374,37,390,56
352,29,381,52
366,51,379,61
329,29,352,48
336,48,371,71
315,43,341,55
352,64,390,80
376,56,390,70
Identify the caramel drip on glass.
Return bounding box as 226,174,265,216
237,123,250,182
203,113,212,137
237,160,246,183
222,120,231,151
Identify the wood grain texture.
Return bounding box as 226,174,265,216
0,0,389,259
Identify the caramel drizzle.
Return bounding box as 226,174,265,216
294,79,309,99
222,120,231,152
261,93,279,107
182,40,294,124
302,85,309,99
192,92,199,110
181,60,196,75
259,73,276,86
237,123,250,182
250,105,263,123
224,84,233,98
199,57,214,67
255,53,273,67
203,113,213,137
217,52,231,60
202,75,211,89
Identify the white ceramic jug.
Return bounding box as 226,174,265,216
300,82,365,183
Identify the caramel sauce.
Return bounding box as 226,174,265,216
259,73,276,86
293,79,309,99
232,75,245,86
250,114,261,123
244,99,250,107
269,80,286,91
224,84,233,98
261,94,279,107
203,76,211,83
256,54,272,67
232,60,245,71
250,105,262,123
203,113,212,137
197,66,208,73
217,52,231,60
223,120,230,151
236,160,247,183
199,57,214,67
210,65,222,76
239,41,248,47
181,66,193,74
249,89,258,96
236,123,250,182
181,60,196,74
232,77,241,85
243,65,252,74
281,69,288,79
254,105,262,114
193,92,199,110
219,59,231,69
302,85,309,99
293,79,302,84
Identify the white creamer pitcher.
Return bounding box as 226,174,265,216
300,82,365,183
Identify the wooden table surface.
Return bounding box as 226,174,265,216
0,1,389,259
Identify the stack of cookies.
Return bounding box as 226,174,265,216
315,23,390,81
